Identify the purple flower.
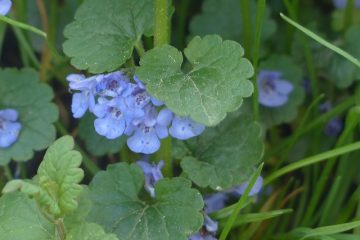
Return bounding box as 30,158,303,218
319,101,344,137
325,117,343,137
232,176,264,197
136,160,164,197
189,213,218,240
95,71,129,97
0,0,11,15
169,116,205,140
204,192,228,214
0,109,22,148
93,97,138,139
127,107,173,154
333,0,360,9
67,74,99,118
258,70,293,108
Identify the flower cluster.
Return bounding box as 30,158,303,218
333,0,360,9
67,71,205,154
0,109,22,148
189,213,218,240
0,0,11,15
258,70,293,108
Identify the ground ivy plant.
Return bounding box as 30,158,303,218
2,0,360,239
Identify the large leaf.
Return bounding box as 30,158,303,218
67,223,119,240
78,113,126,156
88,163,204,240
189,0,276,50
181,113,264,190
63,0,154,73
136,35,254,126
258,55,305,127
0,68,58,165
3,136,84,218
0,192,55,240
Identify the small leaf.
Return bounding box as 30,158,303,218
88,163,204,240
0,68,59,165
181,113,264,190
258,55,305,127
0,192,56,239
67,223,119,240
63,0,154,73
3,136,84,218
78,113,126,156
136,34,254,126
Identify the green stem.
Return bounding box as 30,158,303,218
154,0,169,47
55,218,66,240
0,15,46,37
153,0,172,176
3,165,13,180
251,0,266,121
239,0,252,58
135,40,145,57
343,0,355,31
264,140,360,185
12,26,40,68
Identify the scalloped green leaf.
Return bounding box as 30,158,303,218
258,55,305,127
181,113,264,190
136,35,254,126
328,26,360,88
63,0,154,73
3,136,84,218
88,163,204,240
0,68,58,165
189,0,276,46
67,223,119,240
78,113,126,156
0,192,56,239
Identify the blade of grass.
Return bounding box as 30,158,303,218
280,13,360,69
264,140,360,186
301,220,360,239
302,107,360,225
219,163,264,240
224,209,293,228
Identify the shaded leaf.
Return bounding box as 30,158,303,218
88,163,204,240
181,113,264,190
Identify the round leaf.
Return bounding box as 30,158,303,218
88,163,204,240
136,35,254,126
63,0,154,73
